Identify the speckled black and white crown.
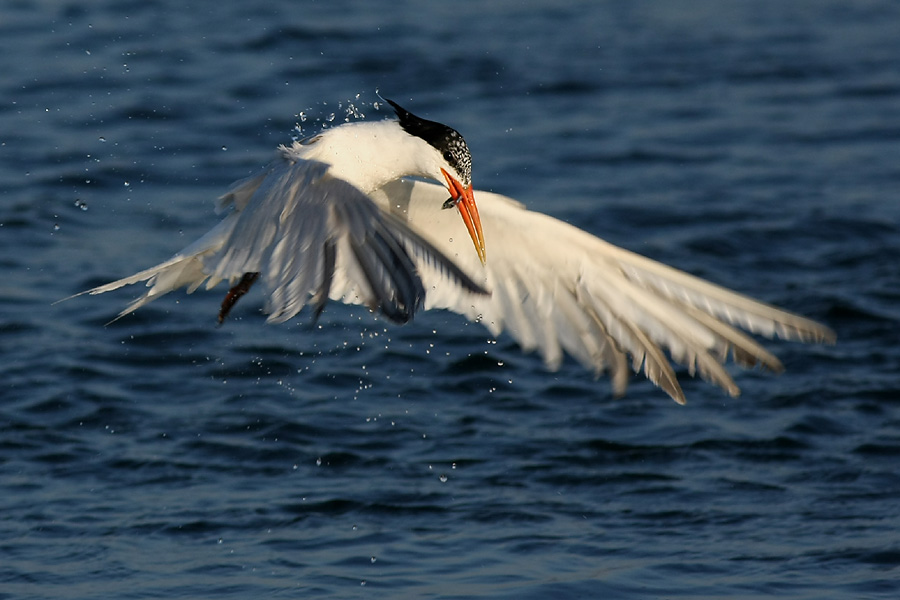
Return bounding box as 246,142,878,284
385,99,472,186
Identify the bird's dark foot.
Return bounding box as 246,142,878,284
218,272,260,325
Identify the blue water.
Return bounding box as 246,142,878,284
2,1,899,598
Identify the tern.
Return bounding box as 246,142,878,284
75,99,835,403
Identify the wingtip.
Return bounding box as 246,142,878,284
666,381,688,405
52,291,83,306
818,326,838,345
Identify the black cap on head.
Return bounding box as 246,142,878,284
385,99,472,186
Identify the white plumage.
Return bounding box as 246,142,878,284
74,102,834,403
374,179,833,403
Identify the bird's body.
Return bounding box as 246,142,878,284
289,120,442,195
76,100,834,403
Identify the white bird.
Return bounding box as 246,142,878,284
74,99,835,404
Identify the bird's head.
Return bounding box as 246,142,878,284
385,99,486,265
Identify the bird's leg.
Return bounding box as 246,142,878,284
218,272,260,325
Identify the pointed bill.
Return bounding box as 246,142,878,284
441,168,486,264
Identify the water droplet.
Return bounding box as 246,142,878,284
316,457,322,466
221,146,227,151
360,580,366,586
52,223,60,231
74,199,88,211
123,181,130,187
98,136,106,142
370,556,377,563
439,474,448,483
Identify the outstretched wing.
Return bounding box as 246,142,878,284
375,179,835,404
77,157,487,324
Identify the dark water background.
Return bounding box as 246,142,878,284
3,1,899,598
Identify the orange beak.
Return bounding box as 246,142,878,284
441,168,486,265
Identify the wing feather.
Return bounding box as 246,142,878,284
77,158,487,326
377,179,834,403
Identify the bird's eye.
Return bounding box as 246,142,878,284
443,150,453,163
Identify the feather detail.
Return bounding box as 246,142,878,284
381,179,833,403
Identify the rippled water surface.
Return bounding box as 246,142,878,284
3,1,900,598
